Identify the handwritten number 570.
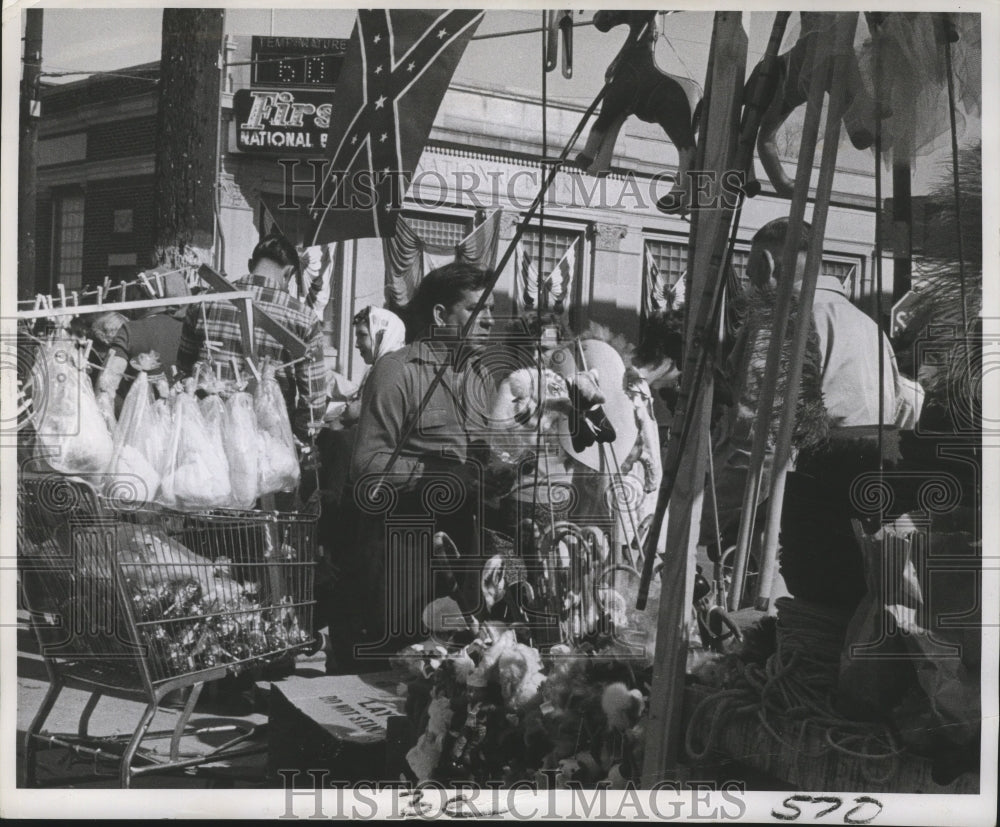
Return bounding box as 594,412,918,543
772,795,883,824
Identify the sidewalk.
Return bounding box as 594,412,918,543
15,621,328,789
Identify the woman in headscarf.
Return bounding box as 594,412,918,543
315,304,405,673
335,305,407,428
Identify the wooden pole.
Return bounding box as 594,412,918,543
641,12,747,786
18,9,43,301
635,11,790,611
725,21,832,612
754,14,858,612
152,9,225,269
14,289,255,320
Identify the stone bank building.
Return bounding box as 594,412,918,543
31,32,883,384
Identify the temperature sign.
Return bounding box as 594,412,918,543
251,36,347,89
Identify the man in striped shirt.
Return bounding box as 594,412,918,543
176,233,327,440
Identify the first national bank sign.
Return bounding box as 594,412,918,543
235,89,332,151
234,35,346,154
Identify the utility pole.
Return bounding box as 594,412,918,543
152,8,225,271
19,9,43,300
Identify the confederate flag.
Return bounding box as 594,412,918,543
309,9,484,244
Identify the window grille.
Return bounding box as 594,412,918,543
54,192,85,291
403,213,470,249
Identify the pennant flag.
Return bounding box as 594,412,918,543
670,271,686,310
514,241,539,311
310,10,484,244
458,209,501,271
383,210,502,309
290,243,338,321
544,237,577,315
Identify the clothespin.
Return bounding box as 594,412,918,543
231,356,243,386
58,284,66,307
33,295,43,312
71,291,79,307
102,276,111,296
139,272,156,298
119,280,128,302
96,285,104,305
244,357,261,383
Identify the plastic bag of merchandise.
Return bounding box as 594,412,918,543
33,337,114,475
222,390,261,509
158,381,233,510
198,389,239,509
254,366,300,495
105,354,172,504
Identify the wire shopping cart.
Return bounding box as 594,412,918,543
17,471,317,788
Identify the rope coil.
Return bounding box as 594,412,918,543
684,597,905,783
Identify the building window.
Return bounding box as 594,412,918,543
822,258,859,297
731,248,751,284
644,238,687,287
643,237,855,298
403,212,471,249
642,237,688,319
522,228,579,279
53,191,85,291
518,227,582,317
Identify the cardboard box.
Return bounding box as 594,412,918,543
267,671,408,786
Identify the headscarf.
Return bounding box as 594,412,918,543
339,307,407,427
366,306,406,363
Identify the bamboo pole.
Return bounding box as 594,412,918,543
754,13,859,612
725,20,834,612
641,12,747,786
635,10,790,610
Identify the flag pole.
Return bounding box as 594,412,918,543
366,22,656,494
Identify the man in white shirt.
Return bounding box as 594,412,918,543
748,218,898,427
748,217,901,609
705,218,901,606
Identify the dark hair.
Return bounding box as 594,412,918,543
634,310,685,368
352,306,372,326
251,232,301,279
68,315,91,339
751,217,812,253
405,262,490,340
